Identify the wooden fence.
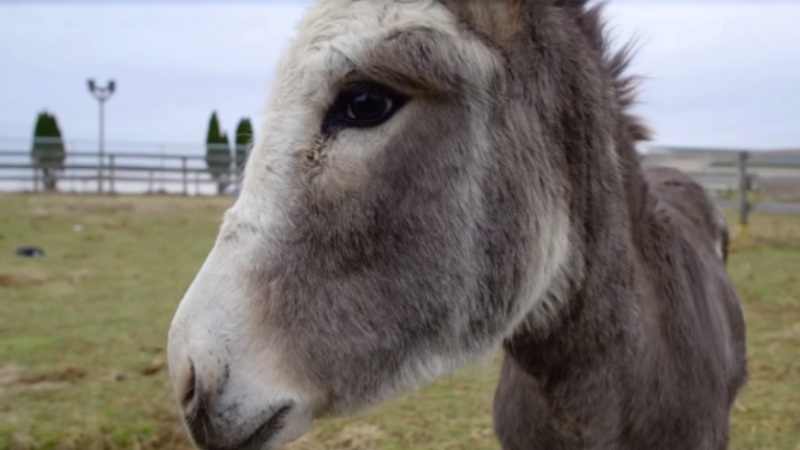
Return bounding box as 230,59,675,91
0,149,248,197
1,145,799,227
643,146,800,228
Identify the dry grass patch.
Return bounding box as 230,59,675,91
0,195,798,450
0,269,48,288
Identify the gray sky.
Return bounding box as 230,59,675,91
0,1,798,153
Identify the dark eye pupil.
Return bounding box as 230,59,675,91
347,93,391,122
322,83,408,133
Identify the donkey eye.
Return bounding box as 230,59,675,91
347,92,393,123
324,83,408,131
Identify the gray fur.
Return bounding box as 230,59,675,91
170,1,747,449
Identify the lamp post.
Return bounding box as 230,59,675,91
87,79,115,194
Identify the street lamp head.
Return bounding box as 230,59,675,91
109,80,116,94
87,79,96,92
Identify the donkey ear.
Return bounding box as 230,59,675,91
443,0,526,45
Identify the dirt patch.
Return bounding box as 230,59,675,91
1,365,88,406
743,298,800,319
0,365,86,389
102,371,127,383
0,365,26,386
0,269,48,288
140,344,164,355
326,424,386,450
287,424,387,450
19,367,86,384
141,358,167,376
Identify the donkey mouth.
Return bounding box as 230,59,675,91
188,403,293,450
234,404,293,450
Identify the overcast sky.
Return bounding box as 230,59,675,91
0,1,798,153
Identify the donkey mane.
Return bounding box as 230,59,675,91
561,0,655,225
445,0,653,228
566,1,651,142
482,0,652,142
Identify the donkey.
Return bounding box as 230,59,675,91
167,1,747,449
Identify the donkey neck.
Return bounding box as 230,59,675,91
493,209,642,448
509,127,649,367
494,115,656,447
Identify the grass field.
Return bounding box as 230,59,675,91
1,194,798,450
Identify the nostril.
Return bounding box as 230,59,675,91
181,359,197,409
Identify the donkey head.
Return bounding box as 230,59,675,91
168,0,633,448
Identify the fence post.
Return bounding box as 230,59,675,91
109,155,115,194
195,170,200,196
32,165,40,193
737,151,750,235
160,145,166,192
182,157,188,196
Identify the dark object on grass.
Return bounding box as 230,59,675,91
15,247,45,258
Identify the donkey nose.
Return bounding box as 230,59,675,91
173,357,295,449
178,358,200,412
174,357,230,445
173,356,226,418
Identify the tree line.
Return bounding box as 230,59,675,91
29,111,255,193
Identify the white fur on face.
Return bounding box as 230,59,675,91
168,1,505,449
242,0,501,203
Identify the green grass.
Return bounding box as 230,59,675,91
1,194,798,450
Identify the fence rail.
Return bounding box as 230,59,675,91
0,146,248,196
2,144,800,226
643,146,800,228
